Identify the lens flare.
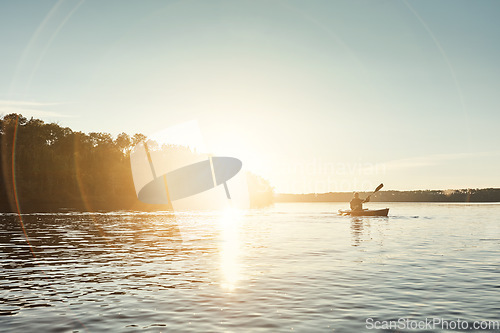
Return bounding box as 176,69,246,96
7,115,35,256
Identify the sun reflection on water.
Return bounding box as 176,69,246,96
218,207,244,291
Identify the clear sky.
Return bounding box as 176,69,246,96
1,0,499,193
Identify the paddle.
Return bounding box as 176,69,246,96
364,183,384,203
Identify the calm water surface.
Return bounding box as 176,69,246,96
1,203,500,332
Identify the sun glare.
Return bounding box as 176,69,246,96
218,207,244,291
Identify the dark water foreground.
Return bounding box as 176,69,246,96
1,203,500,332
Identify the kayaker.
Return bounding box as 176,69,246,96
350,192,369,211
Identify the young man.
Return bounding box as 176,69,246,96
350,192,369,211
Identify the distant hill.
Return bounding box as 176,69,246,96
276,188,500,203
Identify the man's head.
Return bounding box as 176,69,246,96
354,192,359,198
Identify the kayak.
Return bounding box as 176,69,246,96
338,208,389,217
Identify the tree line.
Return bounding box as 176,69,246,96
0,114,273,212
276,188,500,203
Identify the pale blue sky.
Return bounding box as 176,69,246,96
1,0,499,192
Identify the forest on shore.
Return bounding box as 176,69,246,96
2,113,497,213
0,114,273,213
277,188,500,203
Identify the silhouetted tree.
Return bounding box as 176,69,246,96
0,114,274,212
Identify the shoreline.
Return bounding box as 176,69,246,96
275,188,500,203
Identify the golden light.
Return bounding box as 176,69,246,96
218,207,244,291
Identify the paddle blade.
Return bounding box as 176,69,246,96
374,183,384,193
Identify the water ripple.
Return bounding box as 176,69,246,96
1,203,500,331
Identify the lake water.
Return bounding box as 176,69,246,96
1,202,500,332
